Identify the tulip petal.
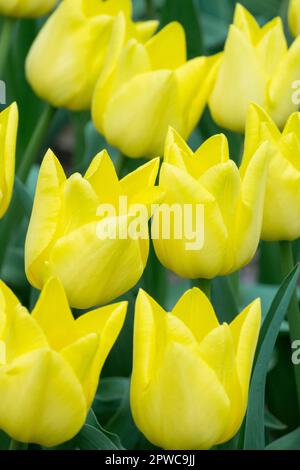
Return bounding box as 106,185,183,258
164,127,194,171
256,18,287,77
233,3,261,43
289,0,300,37
49,218,148,308
0,348,86,447
146,22,186,70
76,301,127,404
25,150,65,289
209,25,265,132
32,277,79,351
230,299,261,408
84,149,121,206
171,288,219,343
120,158,160,199
153,163,227,279
132,341,230,450
194,134,230,177
135,20,159,42
103,70,180,157
0,103,18,218
268,36,300,127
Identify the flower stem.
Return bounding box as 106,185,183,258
279,241,300,412
194,278,211,299
0,18,15,76
9,438,28,450
17,103,56,182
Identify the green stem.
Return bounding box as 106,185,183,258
9,439,28,450
145,0,154,17
279,241,300,413
0,18,15,76
17,104,56,182
72,111,89,168
194,278,211,299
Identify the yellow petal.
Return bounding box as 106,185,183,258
171,288,219,343
164,127,194,171
268,36,300,127
135,20,159,42
32,277,78,351
102,70,180,158
84,149,121,205
194,133,230,178
288,0,300,37
61,333,99,402
25,150,65,289
256,18,287,78
76,301,127,404
209,25,265,132
49,217,148,308
0,348,86,447
229,299,261,406
0,0,57,18
153,163,228,279
233,3,261,44
131,340,230,450
145,22,186,70
120,158,160,200
232,142,269,270
0,103,18,218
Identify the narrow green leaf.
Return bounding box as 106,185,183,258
14,176,33,219
265,408,287,431
243,265,300,449
266,427,300,450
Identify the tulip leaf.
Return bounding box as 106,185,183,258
266,426,300,450
73,424,119,450
265,408,287,431
243,265,300,450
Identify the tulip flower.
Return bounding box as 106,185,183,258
0,102,18,218
289,0,300,37
209,3,300,133
0,277,127,446
25,149,162,309
152,127,269,280
241,103,300,241
131,288,261,450
92,22,219,158
0,0,56,17
26,0,158,110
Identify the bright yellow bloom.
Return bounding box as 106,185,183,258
131,288,261,450
92,22,219,158
0,0,56,17
289,0,300,37
210,3,300,132
241,103,300,241
0,277,126,446
26,0,157,110
152,127,269,279
25,149,162,309
0,103,18,218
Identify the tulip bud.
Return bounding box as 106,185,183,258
152,127,269,280
289,0,300,37
241,103,300,241
210,3,300,132
0,0,57,18
26,0,158,110
92,22,219,158
0,277,127,446
25,149,163,308
0,102,18,218
131,288,261,450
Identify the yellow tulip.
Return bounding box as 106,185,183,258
152,127,269,279
0,277,127,446
92,22,219,158
25,149,162,309
0,102,18,218
289,0,300,37
26,0,158,110
0,0,56,17
241,103,300,241
210,3,300,132
131,288,261,450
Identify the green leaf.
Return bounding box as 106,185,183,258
265,408,287,431
243,265,300,449
266,427,300,450
86,409,124,450
73,424,119,450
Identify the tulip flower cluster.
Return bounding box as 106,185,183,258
0,0,298,453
